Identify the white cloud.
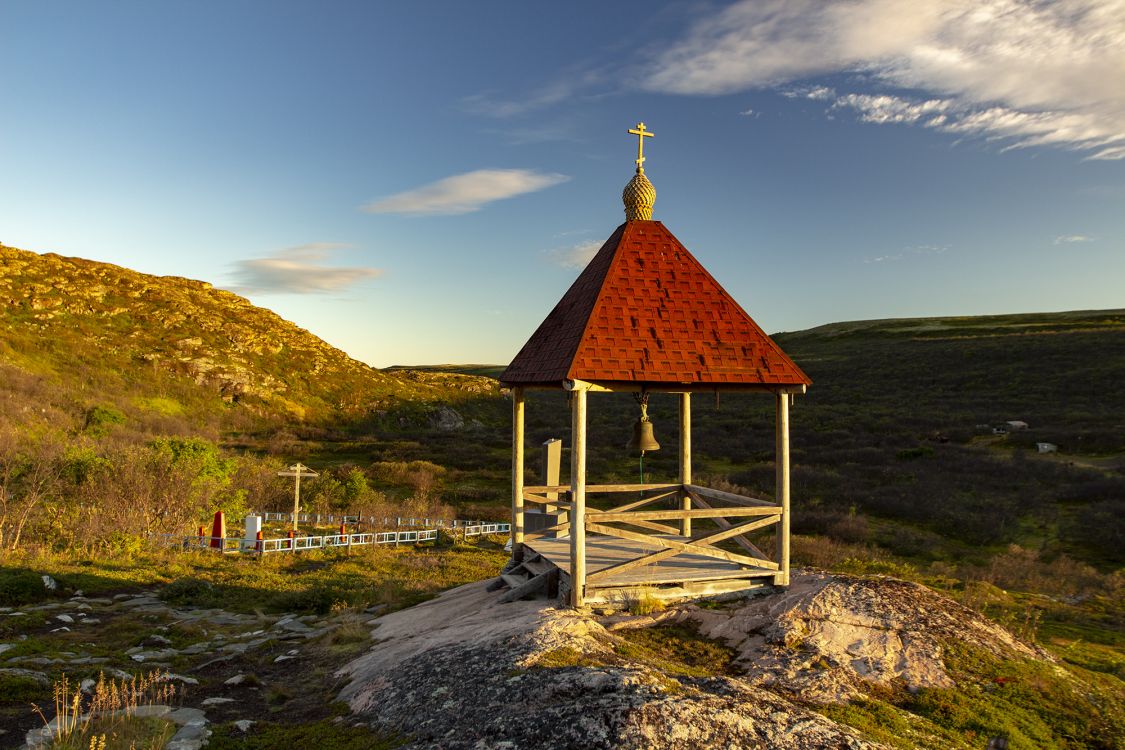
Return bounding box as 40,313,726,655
363,169,569,216
1054,234,1096,244
783,86,837,101
644,0,1125,159
227,243,382,295
864,253,904,264
833,94,951,125
864,244,949,263
545,239,603,269
833,92,1125,156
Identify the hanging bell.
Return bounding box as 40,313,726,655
629,418,661,453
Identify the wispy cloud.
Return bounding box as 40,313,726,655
553,228,593,238
545,239,603,269
1054,234,1096,244
227,243,381,295
833,93,1125,157
460,67,608,119
363,169,569,216
644,0,1125,159
864,244,949,264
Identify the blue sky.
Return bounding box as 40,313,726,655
2,1,1122,366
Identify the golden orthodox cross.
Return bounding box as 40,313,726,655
628,122,654,172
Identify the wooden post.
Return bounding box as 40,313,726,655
570,387,587,608
774,391,791,586
511,387,525,553
679,392,692,537
542,438,562,512
292,472,300,532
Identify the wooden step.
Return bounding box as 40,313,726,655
519,557,555,576
501,573,528,589
499,570,550,603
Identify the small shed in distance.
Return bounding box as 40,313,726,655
498,123,811,608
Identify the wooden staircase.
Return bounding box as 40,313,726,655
487,551,561,602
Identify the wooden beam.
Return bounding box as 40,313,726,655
586,522,779,569
586,546,682,582
512,387,525,549
586,515,780,583
615,518,680,535
603,489,679,513
504,381,807,396
498,570,551,603
542,438,562,512
524,521,571,540
689,491,773,560
523,483,679,494
523,484,572,494
553,379,808,395
570,388,587,608
588,507,780,523
775,391,791,586
679,392,692,537
584,575,775,594
684,484,779,508
587,483,680,493
523,494,573,510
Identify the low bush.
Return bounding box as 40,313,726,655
0,568,53,606
159,577,218,607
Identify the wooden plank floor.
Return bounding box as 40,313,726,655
525,534,776,589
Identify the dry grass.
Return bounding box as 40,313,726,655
32,671,177,750
622,586,665,616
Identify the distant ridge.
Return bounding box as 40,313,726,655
777,309,1125,340
386,364,507,379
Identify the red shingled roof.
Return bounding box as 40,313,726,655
501,220,811,388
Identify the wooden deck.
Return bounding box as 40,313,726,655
525,533,776,602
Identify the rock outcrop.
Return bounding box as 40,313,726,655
337,572,1044,749
680,572,1044,703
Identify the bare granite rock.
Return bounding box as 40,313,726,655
337,577,909,749
677,572,1044,703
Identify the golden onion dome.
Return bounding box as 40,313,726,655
623,169,655,221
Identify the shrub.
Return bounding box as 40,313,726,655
0,673,46,702
0,569,52,606
159,577,217,607
83,405,126,435
272,585,348,615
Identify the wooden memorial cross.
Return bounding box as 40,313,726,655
277,462,318,532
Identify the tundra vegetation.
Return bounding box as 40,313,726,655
0,246,1122,746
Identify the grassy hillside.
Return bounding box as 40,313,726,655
0,244,498,436
0,244,502,551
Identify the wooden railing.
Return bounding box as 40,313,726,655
520,482,783,586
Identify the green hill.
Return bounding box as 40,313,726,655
0,244,498,438
0,244,502,551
